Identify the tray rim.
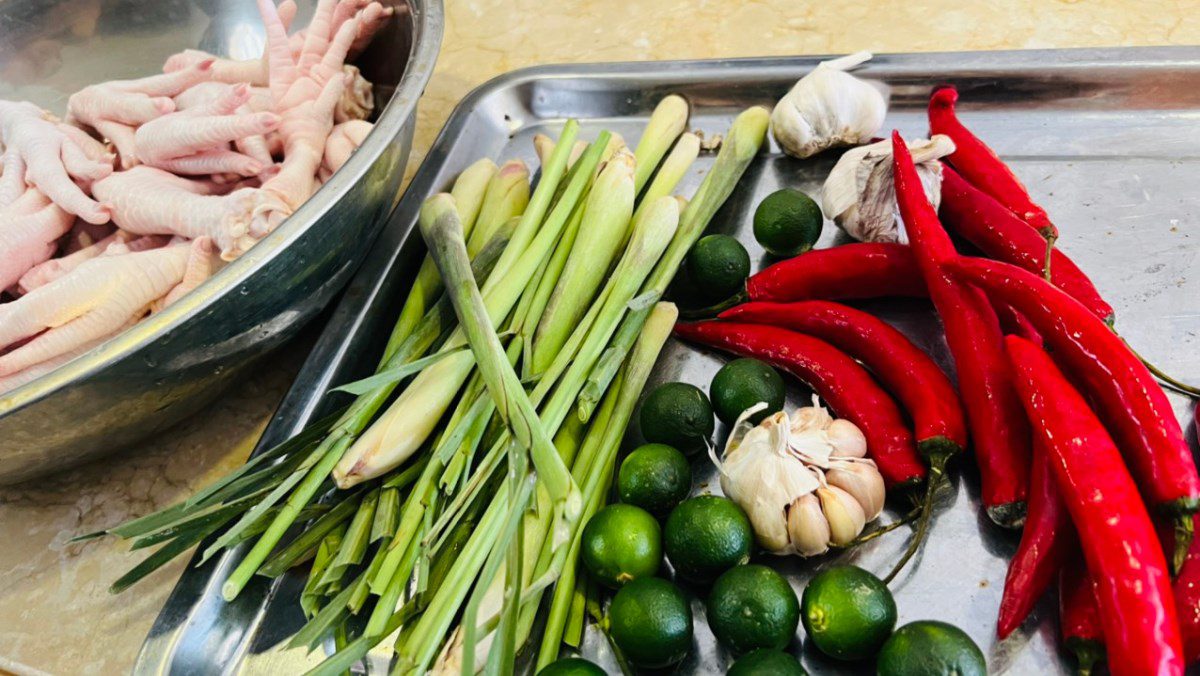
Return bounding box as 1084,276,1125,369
135,45,1200,674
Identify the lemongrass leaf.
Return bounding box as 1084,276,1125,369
330,346,469,396
257,490,364,578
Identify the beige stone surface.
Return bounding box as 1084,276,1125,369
3,1,1200,674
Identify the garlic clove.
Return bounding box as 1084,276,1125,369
826,418,868,458
817,485,867,546
787,493,831,556
826,461,886,521
791,405,833,434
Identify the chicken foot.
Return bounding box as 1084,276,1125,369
0,187,75,291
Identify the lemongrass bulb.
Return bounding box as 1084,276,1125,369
770,51,888,159
827,461,885,520
827,418,868,458
818,485,867,546
787,493,831,556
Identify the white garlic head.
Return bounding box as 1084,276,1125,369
821,134,955,244
715,400,885,557
770,51,889,159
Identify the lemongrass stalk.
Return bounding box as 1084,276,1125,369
301,523,346,616
633,94,690,191
314,488,378,590
579,108,768,412
383,160,497,363
534,134,588,169
536,302,678,668
631,131,700,225
645,106,768,293
531,149,636,375
439,202,681,670
336,133,601,488
486,120,579,291
467,160,530,257
563,574,589,647
420,194,578,514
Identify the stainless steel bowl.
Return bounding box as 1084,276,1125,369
0,0,443,484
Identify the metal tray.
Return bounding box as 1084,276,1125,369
135,47,1200,675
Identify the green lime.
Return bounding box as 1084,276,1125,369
876,620,987,676
707,564,800,655
640,382,715,455
800,565,896,661
726,649,808,675
686,234,751,302
753,188,823,257
619,443,692,517
608,577,693,668
710,358,786,424
580,504,661,589
664,495,754,583
536,657,606,676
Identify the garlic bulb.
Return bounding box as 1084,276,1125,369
716,399,885,557
770,51,888,159
821,134,955,244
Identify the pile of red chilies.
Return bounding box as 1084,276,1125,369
674,88,1200,675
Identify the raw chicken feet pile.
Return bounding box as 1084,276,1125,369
0,0,391,394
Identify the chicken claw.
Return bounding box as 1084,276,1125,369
92,166,258,260
68,61,215,168
0,187,75,291
135,83,279,176
0,242,193,377
0,100,114,223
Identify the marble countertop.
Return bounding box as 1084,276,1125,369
1,1,1197,674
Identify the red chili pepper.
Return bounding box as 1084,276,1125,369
1174,514,1200,664
996,438,1069,639
893,131,1030,526
719,300,967,456
938,165,1113,323
1004,334,1183,676
672,320,926,489
943,256,1200,566
928,88,1057,241
745,242,926,303
993,300,1042,346
1059,549,1106,676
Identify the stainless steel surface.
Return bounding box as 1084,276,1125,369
141,47,1200,674
0,0,443,484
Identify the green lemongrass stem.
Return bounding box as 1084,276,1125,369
531,148,636,375
220,434,351,600
394,487,508,674
577,295,657,421
467,160,530,257
580,108,768,409
486,119,579,292
256,489,363,577
538,303,677,668
366,520,423,636
631,131,700,225
336,131,600,488
315,488,379,589
383,159,496,363
301,522,346,616
460,474,536,676
420,194,578,513
645,106,768,293
563,574,591,648
632,94,690,191
449,205,681,669
534,134,588,169
213,228,509,599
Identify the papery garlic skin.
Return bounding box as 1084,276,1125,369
716,402,887,558
821,134,955,244
719,410,820,554
771,51,888,160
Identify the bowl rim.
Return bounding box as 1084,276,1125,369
0,0,445,415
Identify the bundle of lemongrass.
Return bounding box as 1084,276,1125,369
87,97,770,675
